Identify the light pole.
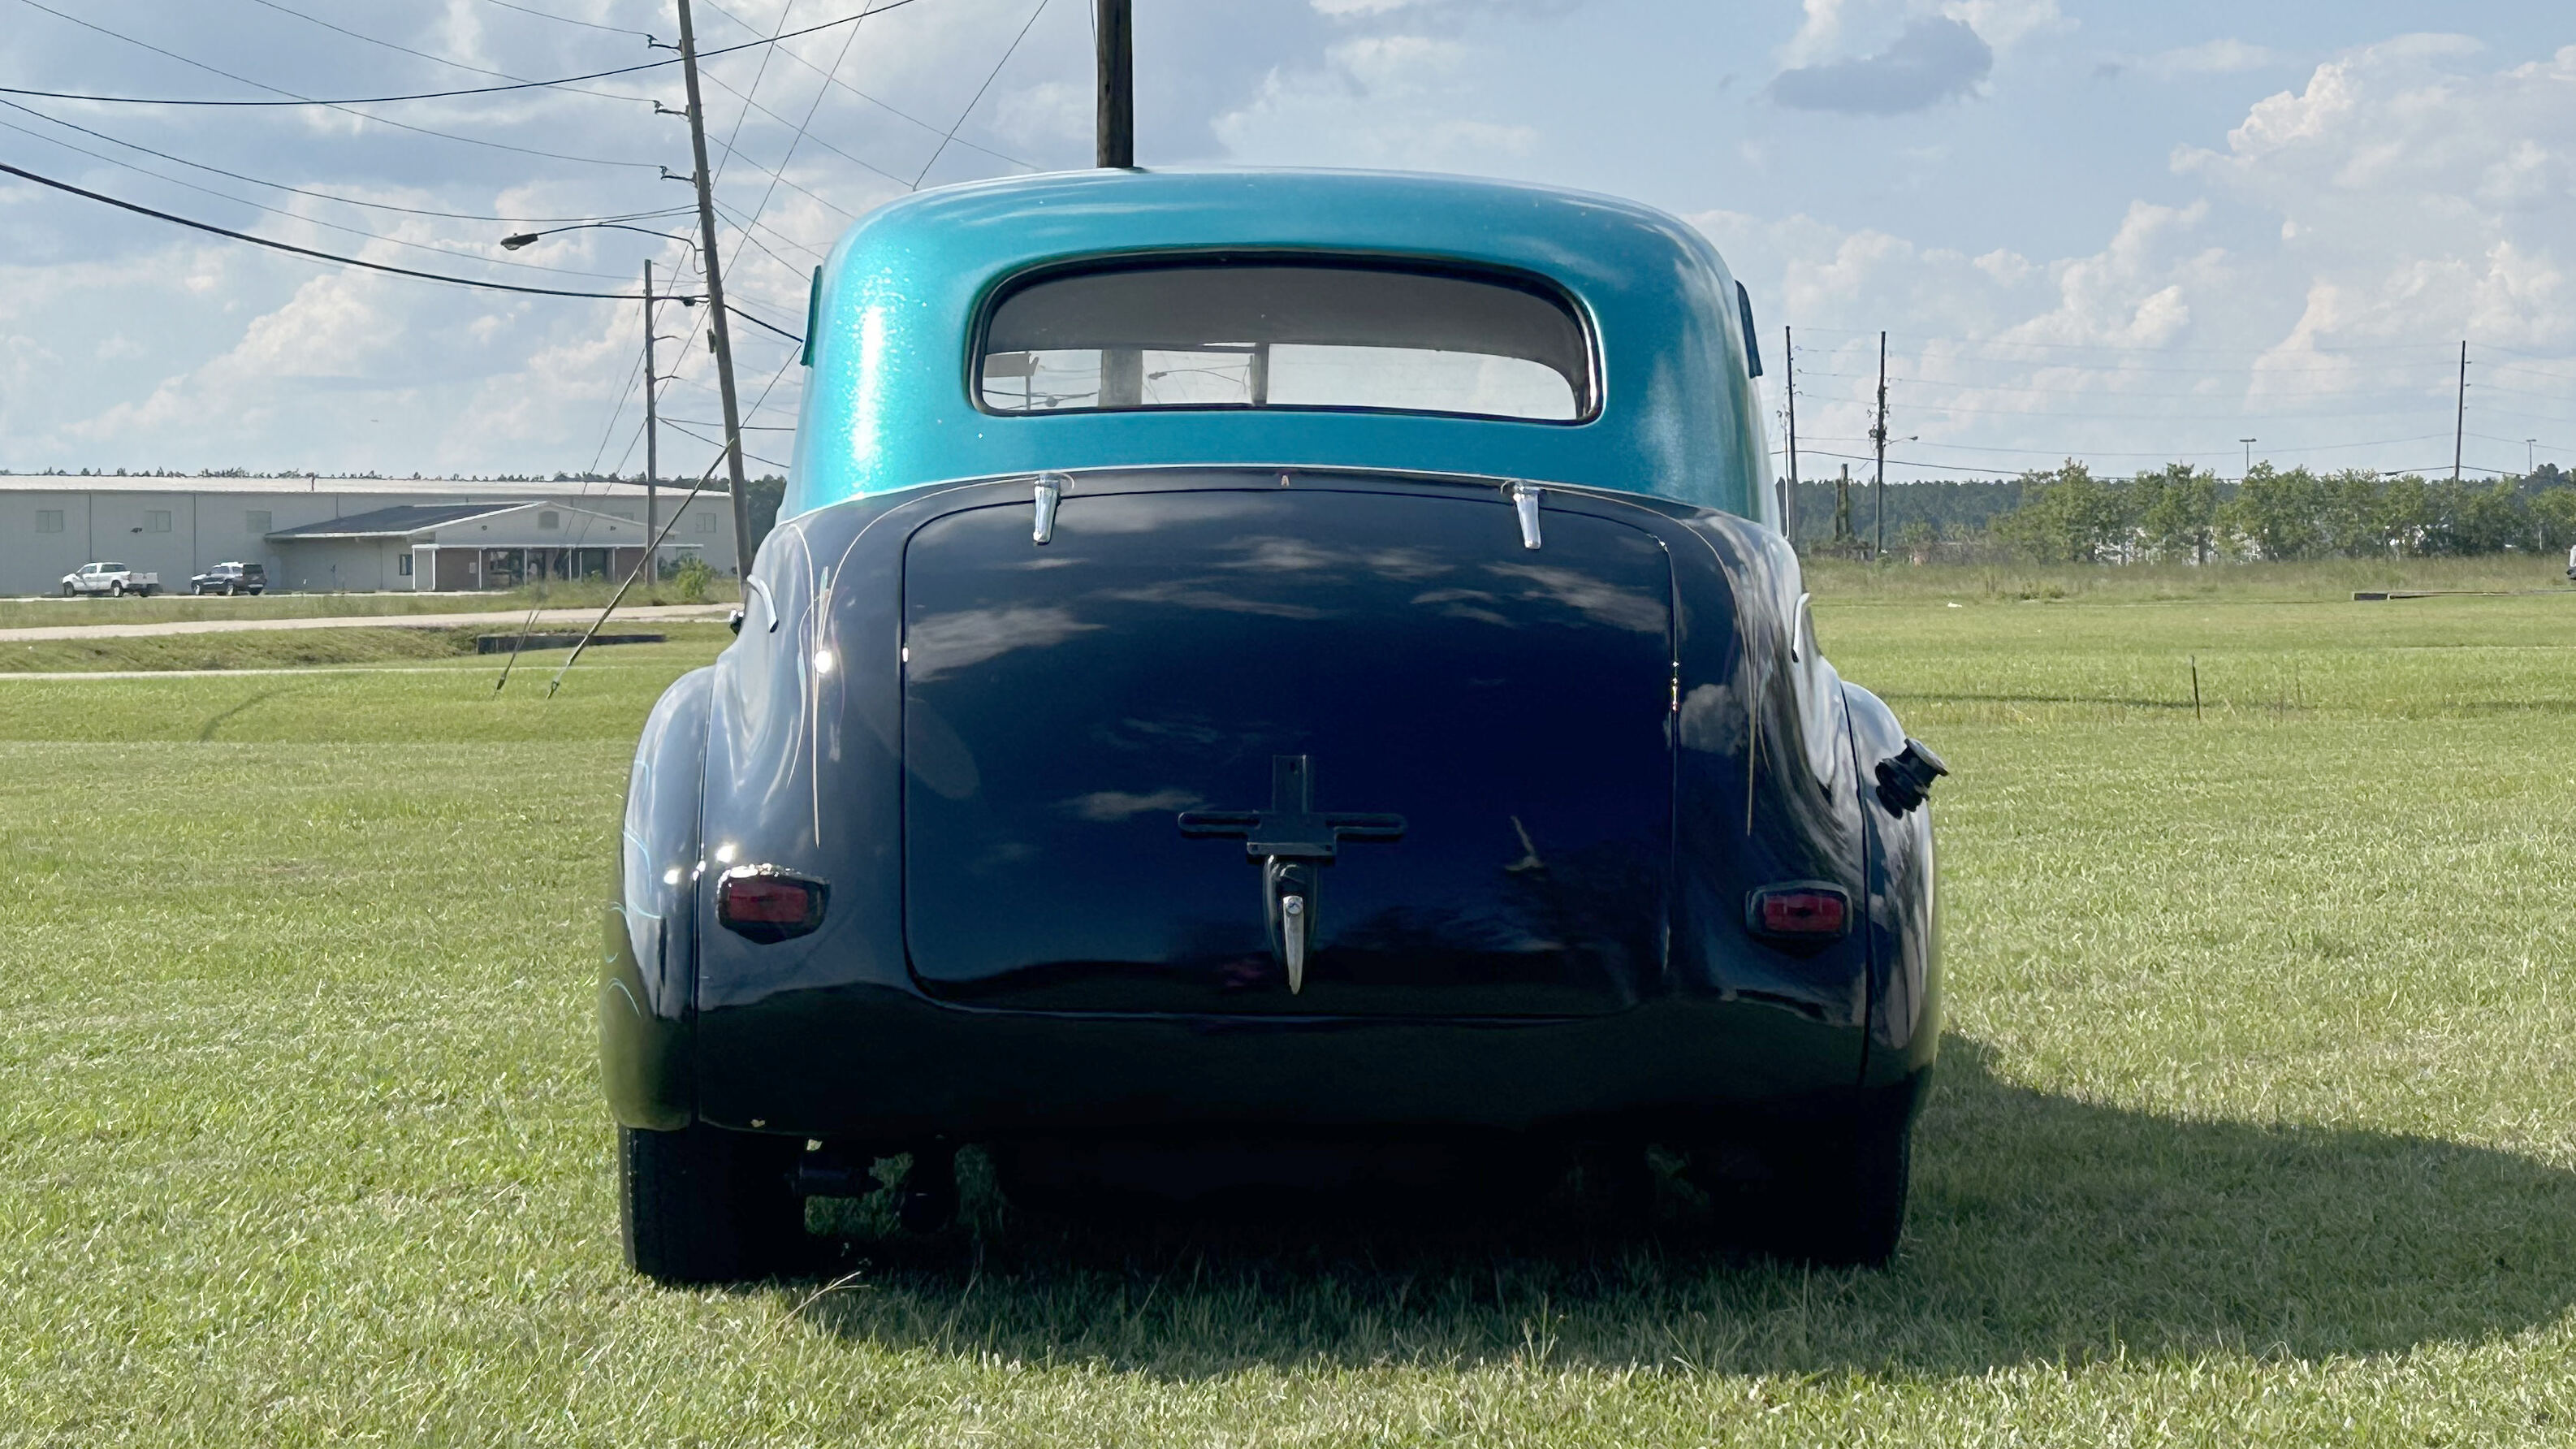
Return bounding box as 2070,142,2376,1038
2239,438,2258,477
2529,439,2539,474
500,223,698,257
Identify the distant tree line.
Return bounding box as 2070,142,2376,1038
1792,462,2576,563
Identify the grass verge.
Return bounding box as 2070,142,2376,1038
0,621,738,675
0,577,739,629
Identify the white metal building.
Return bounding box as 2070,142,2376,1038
0,476,740,595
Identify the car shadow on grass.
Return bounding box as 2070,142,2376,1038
780,1036,2576,1377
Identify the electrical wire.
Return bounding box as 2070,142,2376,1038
0,158,672,299
695,0,1038,172
660,418,789,469
2,0,934,107
0,117,646,282
475,0,649,38
0,98,692,225
729,0,872,245
725,305,804,346
8,0,663,170
232,0,660,104
709,0,801,190
911,0,1048,188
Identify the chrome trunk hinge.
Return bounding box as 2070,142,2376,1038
1506,481,1543,549
1031,472,1068,544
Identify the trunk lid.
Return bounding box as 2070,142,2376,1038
900,484,1673,1017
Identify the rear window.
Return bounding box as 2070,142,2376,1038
977,260,1593,422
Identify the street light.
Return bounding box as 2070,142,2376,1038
2239,438,2258,476
500,222,698,256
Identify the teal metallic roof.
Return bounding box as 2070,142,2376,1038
785,167,1774,521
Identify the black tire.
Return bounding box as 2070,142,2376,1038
1768,1094,1914,1268
62,584,74,597
110,582,124,597
619,1122,807,1285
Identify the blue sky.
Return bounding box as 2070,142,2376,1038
1,0,2569,482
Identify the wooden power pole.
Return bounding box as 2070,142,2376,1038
1872,329,1888,561
1782,323,1799,539
642,258,661,582
2453,340,2468,482
1096,0,1133,168
674,0,757,581
1093,0,1140,408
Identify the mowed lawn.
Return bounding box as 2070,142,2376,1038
2,589,2573,1445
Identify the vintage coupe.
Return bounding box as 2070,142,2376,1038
604,168,1944,1282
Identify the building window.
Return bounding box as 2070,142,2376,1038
538,510,560,530
245,510,270,534
145,510,171,533
694,510,717,533
398,553,413,577
36,509,63,534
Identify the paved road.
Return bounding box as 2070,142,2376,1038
0,603,732,644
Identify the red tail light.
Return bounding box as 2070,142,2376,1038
1746,882,1850,944
716,866,828,944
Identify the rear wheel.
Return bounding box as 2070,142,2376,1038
1770,1104,1912,1267
619,1123,807,1285
1689,1081,1919,1268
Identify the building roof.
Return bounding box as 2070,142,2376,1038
266,503,516,539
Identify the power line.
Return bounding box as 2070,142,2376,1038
0,97,692,224
2,0,934,108
0,117,646,282
659,418,789,469
708,0,802,191
0,158,670,299
474,0,650,37
912,0,1050,188
7,0,663,170
696,0,1039,173
232,0,659,103
732,0,872,242
725,305,804,346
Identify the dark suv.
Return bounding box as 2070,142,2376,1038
190,562,267,596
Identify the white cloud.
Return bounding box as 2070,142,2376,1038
1214,34,1540,170
1702,35,2576,474
1782,0,2064,67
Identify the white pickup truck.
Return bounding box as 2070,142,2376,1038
60,561,162,597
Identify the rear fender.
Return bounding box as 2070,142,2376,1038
1843,681,1941,1085
602,664,716,1129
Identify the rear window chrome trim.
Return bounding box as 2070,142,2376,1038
965,249,1605,426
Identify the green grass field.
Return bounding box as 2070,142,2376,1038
3,583,2571,1445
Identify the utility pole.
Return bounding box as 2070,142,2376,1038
1096,0,1133,168
674,0,757,581
1094,0,1139,408
2452,340,2468,483
1871,329,1888,562
2240,438,2257,478
642,258,661,583
1832,463,1853,551
1782,323,1799,539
